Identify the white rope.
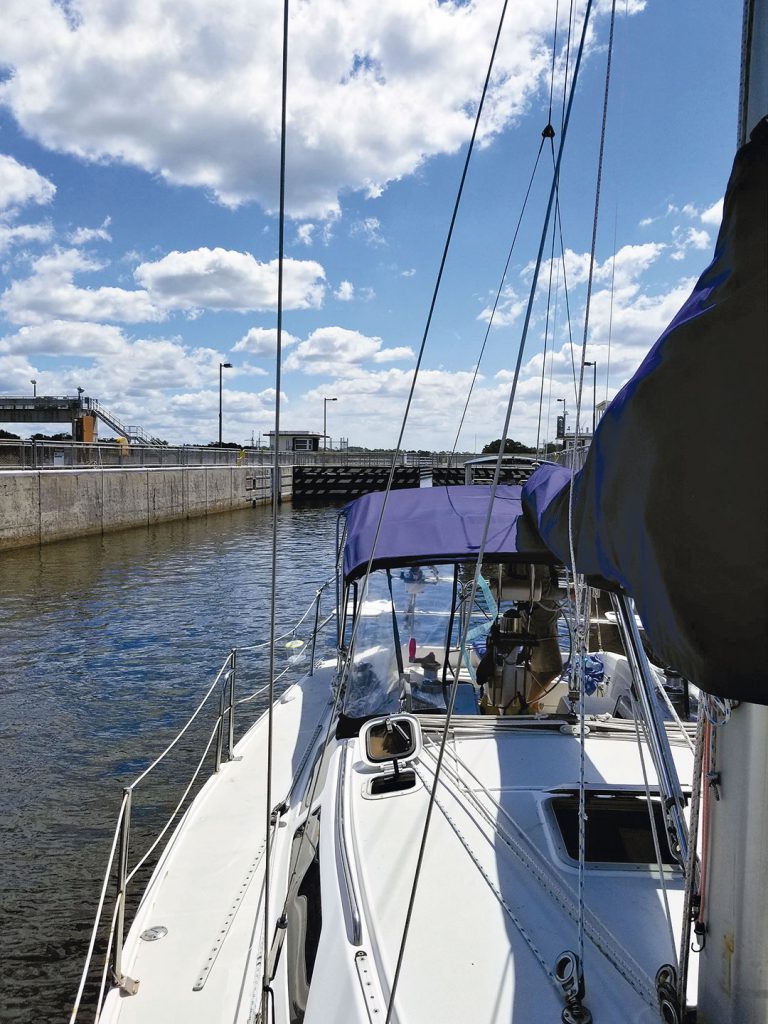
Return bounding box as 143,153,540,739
68,792,129,1024
411,761,561,993
677,700,706,1009
420,739,659,1007
126,720,219,883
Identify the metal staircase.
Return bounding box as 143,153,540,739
84,399,165,446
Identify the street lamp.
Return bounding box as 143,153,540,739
556,398,567,449
323,396,337,452
30,379,37,397
219,362,232,445
584,361,597,436
77,386,85,403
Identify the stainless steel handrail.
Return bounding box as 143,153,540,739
70,581,337,1021
335,742,363,945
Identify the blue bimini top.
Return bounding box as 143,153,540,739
341,484,555,583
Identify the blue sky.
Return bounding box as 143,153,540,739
0,0,740,449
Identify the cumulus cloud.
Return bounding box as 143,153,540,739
335,280,354,301
233,326,300,356
0,221,54,253
296,223,315,246
1,248,162,324
134,248,326,312
351,218,384,246
69,217,112,245
0,154,56,212
700,198,723,227
0,319,126,354
0,245,327,324
671,226,711,261
478,285,526,327
284,325,414,374
0,0,606,217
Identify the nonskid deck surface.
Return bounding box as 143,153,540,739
339,723,692,1024
98,667,334,1024
100,683,694,1024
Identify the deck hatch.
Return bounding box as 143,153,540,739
550,793,675,865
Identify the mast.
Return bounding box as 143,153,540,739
696,8,767,1020
738,0,768,146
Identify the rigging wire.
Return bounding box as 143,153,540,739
454,0,561,459
451,138,545,456
534,213,559,455
544,253,561,451
261,0,290,1016
272,0,518,1002
384,4,596,1021
564,0,618,979
603,0,629,406
355,0,512,596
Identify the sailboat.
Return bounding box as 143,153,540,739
70,2,767,1022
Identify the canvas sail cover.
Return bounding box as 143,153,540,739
522,118,768,703
342,484,553,583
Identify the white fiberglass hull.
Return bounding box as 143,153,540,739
99,663,694,1024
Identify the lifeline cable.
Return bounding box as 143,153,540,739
564,0,618,975
384,4,595,1021
450,138,545,457
273,0,517,962
261,0,290,1017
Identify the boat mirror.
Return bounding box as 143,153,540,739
361,713,422,769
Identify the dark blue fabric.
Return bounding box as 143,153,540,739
342,484,554,583
522,118,768,703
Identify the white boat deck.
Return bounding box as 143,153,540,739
100,672,695,1024
99,667,334,1024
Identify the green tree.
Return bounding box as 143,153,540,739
481,438,534,455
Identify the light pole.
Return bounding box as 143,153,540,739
323,396,337,452
557,397,567,448
30,379,37,397
219,362,232,445
76,386,85,404
584,361,597,435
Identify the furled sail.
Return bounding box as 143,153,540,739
522,117,768,703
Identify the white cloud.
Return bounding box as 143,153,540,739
335,280,354,301
700,198,723,227
69,217,112,245
671,226,711,261
0,154,56,212
478,285,526,327
0,319,126,354
0,0,608,217
284,325,414,375
0,221,54,253
232,326,300,356
296,223,315,246
351,217,384,246
134,248,326,312
1,248,162,324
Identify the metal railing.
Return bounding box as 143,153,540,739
0,440,480,471
68,580,335,1023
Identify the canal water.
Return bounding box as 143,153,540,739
0,501,341,1023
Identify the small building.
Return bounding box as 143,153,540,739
266,430,325,453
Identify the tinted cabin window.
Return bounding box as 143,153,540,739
551,794,676,865
286,812,322,1024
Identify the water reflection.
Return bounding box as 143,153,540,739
0,502,340,1023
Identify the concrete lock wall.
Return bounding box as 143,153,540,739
0,465,294,551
